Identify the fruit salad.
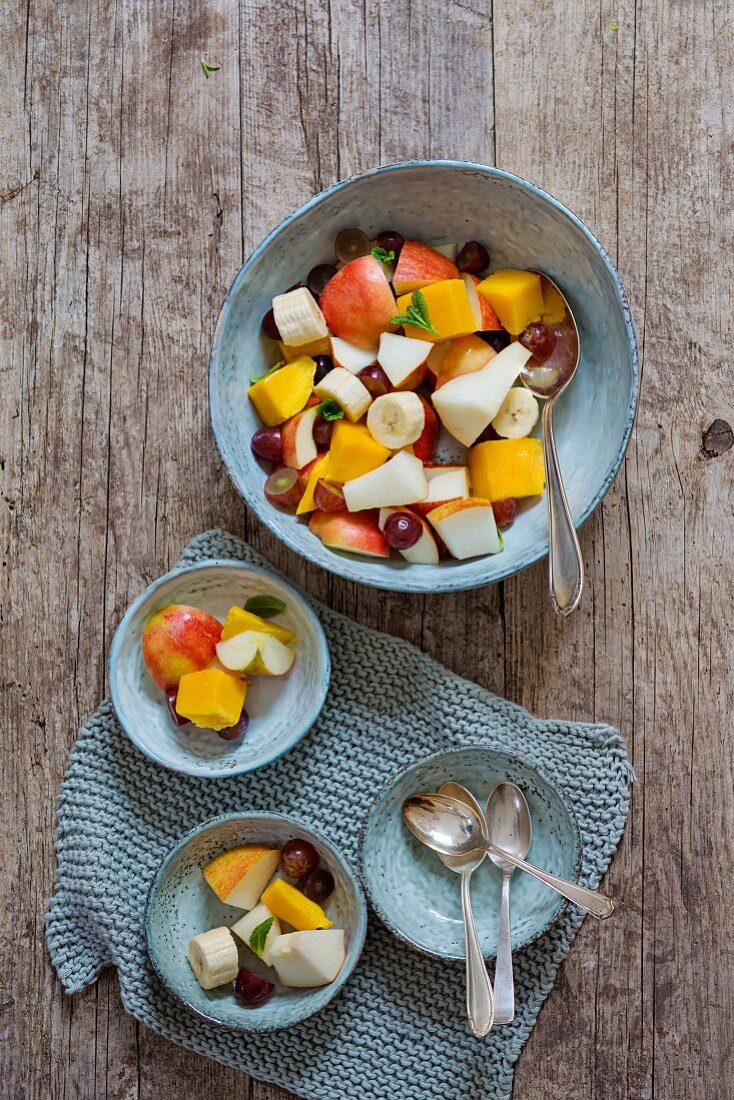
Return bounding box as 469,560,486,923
141,595,297,742
187,837,345,1004
249,229,561,564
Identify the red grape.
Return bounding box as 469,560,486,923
335,228,371,264
251,426,283,463
303,868,335,903
520,322,557,361
358,364,393,399
492,498,518,529
234,967,274,1006
313,480,346,513
261,309,280,341
376,230,404,256
307,264,337,296
384,512,422,550
313,417,334,450
166,688,190,727
285,281,303,293
457,240,490,274
218,709,249,741
313,354,334,383
475,422,501,444
280,838,319,878
479,330,511,354
265,467,303,511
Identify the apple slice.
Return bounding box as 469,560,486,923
378,507,440,565
330,336,378,374
426,342,451,377
342,451,428,512
393,240,459,295
309,509,390,558
431,341,532,447
281,407,318,469
427,498,502,559
320,255,397,349
216,630,295,676
377,332,429,390
412,396,439,462
465,273,503,329
434,334,495,390
230,902,281,967
203,845,280,909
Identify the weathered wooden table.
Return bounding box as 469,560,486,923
3,0,732,1096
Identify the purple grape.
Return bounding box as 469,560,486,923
218,709,249,741
234,967,274,1006
335,228,371,264
280,838,319,878
457,240,490,274
165,688,190,728
251,426,283,463
303,868,335,903
261,309,280,341
313,354,334,383
384,512,422,550
520,322,557,361
376,230,404,256
307,264,337,296
313,416,334,450
358,364,393,399
479,330,511,354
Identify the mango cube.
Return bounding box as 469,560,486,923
468,438,546,502
326,421,390,482
396,280,477,344
476,270,544,335
296,453,331,515
248,357,315,426
277,336,330,363
260,878,333,931
221,605,296,645
175,669,247,731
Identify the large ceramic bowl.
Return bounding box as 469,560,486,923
358,746,582,960
109,560,329,777
210,160,639,593
146,812,368,1030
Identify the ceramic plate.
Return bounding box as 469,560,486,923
359,746,582,959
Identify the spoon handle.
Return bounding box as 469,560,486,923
486,844,614,918
461,872,495,1037
493,871,514,1024
542,398,584,617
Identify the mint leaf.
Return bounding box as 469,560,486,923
249,917,275,957
316,399,345,422
390,289,440,336
245,594,286,619
371,246,395,264
250,360,285,386
200,59,220,78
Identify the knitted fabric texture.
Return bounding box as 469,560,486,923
47,530,632,1100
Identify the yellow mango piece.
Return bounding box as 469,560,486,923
260,878,333,931
468,438,546,502
221,606,296,645
296,453,331,515
248,357,315,426
396,280,477,344
175,669,247,731
277,336,331,363
326,421,390,483
476,270,544,335
541,281,566,325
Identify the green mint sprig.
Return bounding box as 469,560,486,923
249,917,275,957
249,360,285,386
200,59,220,78
316,399,345,421
390,289,439,336
371,246,395,264
245,594,286,619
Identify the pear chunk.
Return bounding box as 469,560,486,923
269,929,346,988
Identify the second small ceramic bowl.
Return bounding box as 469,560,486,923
146,812,368,1030
359,746,582,960
109,560,330,777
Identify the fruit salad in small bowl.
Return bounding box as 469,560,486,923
109,561,329,777
210,161,638,593
145,812,367,1030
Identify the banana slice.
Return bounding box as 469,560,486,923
491,386,540,438
272,287,328,347
314,367,372,422
187,927,239,990
367,392,425,449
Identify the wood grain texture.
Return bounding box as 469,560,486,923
1,0,732,1096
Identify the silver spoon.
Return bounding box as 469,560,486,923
438,782,494,1037
485,783,532,1023
520,272,583,618
403,793,614,919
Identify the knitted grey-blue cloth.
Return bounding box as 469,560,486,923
47,530,631,1100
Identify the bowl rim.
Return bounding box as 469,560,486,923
144,809,369,1031
209,158,640,593
356,743,584,962
108,558,330,777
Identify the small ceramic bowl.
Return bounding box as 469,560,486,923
109,560,329,777
209,160,639,593
359,746,582,960
146,812,367,1030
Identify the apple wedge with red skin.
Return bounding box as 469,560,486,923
411,464,470,518
412,396,439,462
392,240,459,295
427,498,502,559
434,335,496,390
378,507,440,565
320,256,397,350
309,509,390,558
377,332,429,391
281,407,318,469
465,273,503,329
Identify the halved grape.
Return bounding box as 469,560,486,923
166,688,190,728
492,498,518,529
265,467,303,511
280,838,319,878
335,228,371,264
358,364,393,399
520,322,557,361
376,230,404,256
218,710,249,741
261,308,280,340
303,868,335,903
457,240,490,274
307,264,338,296
234,967,275,1006
313,480,346,513
251,426,283,463
384,512,422,550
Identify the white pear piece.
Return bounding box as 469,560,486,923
431,341,532,447
269,929,346,988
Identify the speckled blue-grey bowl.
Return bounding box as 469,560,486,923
145,812,367,1030
359,746,582,960
209,160,639,593
109,560,329,777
